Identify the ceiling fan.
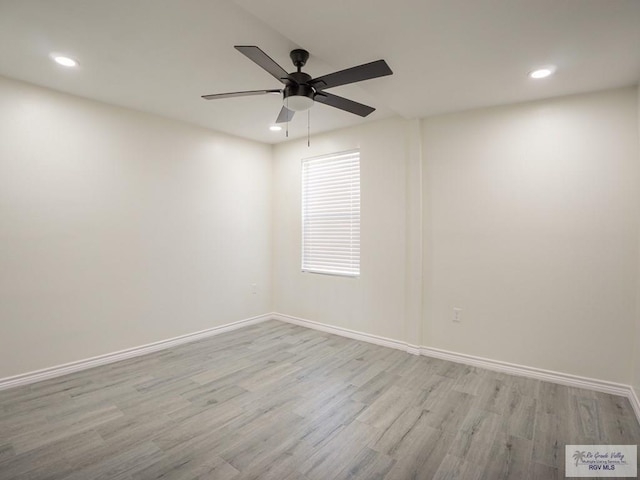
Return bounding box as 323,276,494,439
202,46,393,124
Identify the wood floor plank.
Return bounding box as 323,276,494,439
570,394,605,441
601,412,640,444
500,385,537,440
350,371,400,404
369,406,431,457
356,385,415,430
431,453,469,480
300,420,382,480
475,377,510,414
0,429,103,480
447,407,502,467
381,427,456,480
62,441,164,480
593,391,636,418
332,446,395,480
453,367,489,396
424,389,475,432
480,431,532,480
529,462,562,480
11,404,123,455
1,319,638,480
233,451,304,480
532,411,565,469
132,452,239,480
0,443,14,464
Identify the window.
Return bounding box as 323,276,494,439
302,150,360,277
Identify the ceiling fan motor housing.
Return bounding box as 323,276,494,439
283,71,315,111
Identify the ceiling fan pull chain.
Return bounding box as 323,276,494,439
286,96,289,138
307,109,310,147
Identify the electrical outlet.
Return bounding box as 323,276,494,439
453,307,462,323
251,283,257,294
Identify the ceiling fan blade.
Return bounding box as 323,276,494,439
235,46,290,84
276,106,295,123
201,89,281,100
310,59,392,90
314,92,375,117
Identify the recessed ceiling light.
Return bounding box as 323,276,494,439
51,55,78,67
529,66,555,79
269,125,282,132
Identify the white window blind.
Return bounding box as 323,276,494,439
302,150,360,277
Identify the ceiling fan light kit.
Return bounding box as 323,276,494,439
283,83,314,111
201,45,393,125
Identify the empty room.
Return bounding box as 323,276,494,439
1,1,640,479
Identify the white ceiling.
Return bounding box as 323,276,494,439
0,0,638,144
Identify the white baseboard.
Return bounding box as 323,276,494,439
630,387,640,423
420,346,630,397
273,312,640,424
0,313,272,391
272,312,420,355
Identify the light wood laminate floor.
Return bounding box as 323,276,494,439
1,320,639,479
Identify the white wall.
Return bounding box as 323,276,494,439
635,83,640,397
0,76,272,378
273,87,639,385
3,75,639,388
272,117,414,342
422,88,639,383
